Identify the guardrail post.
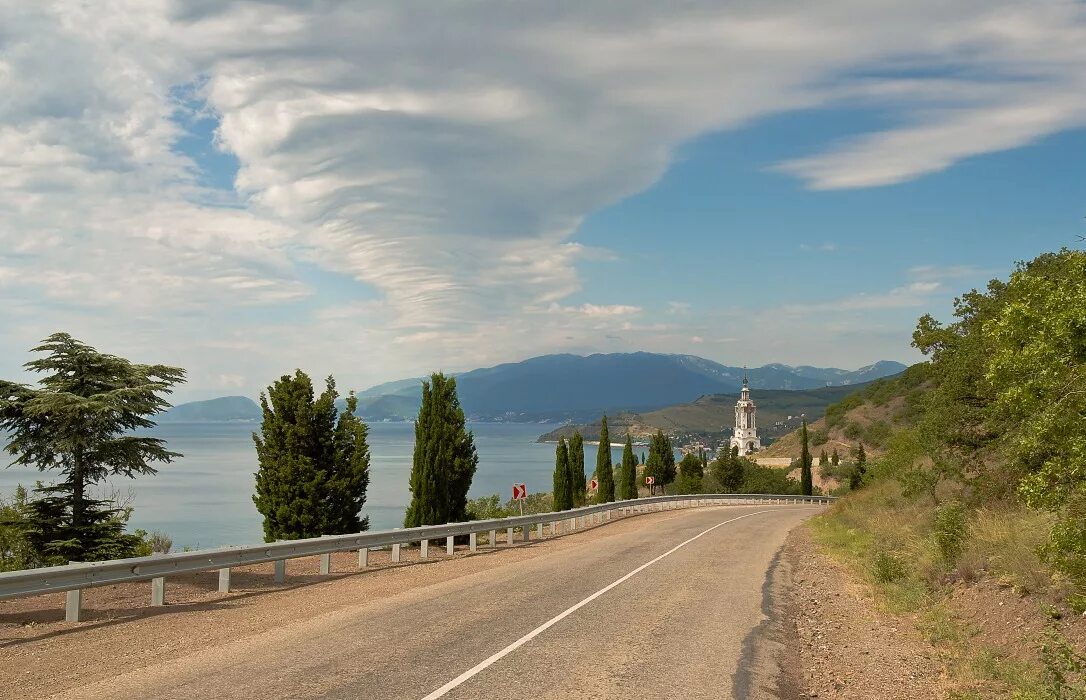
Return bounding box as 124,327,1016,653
274,559,286,584
488,529,497,547
550,521,557,536
358,548,369,568
506,527,514,546
569,516,576,531
151,577,166,606
319,535,333,574
392,542,401,563
421,539,429,559
447,536,455,555
65,588,83,623
536,522,543,539
469,532,477,552
218,567,231,593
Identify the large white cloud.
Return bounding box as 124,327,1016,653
1,0,1083,396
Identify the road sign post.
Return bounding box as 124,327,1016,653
512,483,527,516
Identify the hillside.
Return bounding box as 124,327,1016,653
537,382,874,443
159,396,262,422
758,363,930,460
357,353,906,422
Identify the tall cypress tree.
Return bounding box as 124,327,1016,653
831,448,840,466
552,437,573,511
596,415,615,502
0,333,185,564
799,420,814,496
819,449,828,466
404,373,478,528
253,372,371,540
644,430,677,494
849,443,868,490
569,430,586,506
619,434,638,500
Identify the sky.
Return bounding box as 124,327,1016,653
1,1,1084,402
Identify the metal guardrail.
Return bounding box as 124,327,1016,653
0,492,834,621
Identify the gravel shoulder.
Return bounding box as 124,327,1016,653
781,525,945,699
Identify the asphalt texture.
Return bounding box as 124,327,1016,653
58,504,818,700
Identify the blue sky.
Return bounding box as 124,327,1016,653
1,1,1084,401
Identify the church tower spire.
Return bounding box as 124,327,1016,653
730,367,761,455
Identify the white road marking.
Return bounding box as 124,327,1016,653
419,509,774,700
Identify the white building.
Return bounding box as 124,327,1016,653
729,375,761,455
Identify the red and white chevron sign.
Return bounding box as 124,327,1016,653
589,478,599,491
512,483,527,500
645,476,655,485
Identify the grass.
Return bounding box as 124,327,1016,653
810,481,1085,698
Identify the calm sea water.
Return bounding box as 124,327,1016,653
0,422,628,550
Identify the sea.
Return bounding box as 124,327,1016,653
0,422,630,550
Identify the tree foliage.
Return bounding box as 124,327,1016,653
595,416,615,502
644,431,676,492
799,420,814,496
674,453,704,494
552,437,574,511
618,434,638,500
0,333,184,563
712,449,744,493
404,373,478,528
569,430,586,506
253,371,371,540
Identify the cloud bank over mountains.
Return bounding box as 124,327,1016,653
2,1,1083,396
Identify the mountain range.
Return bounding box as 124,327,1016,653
159,353,906,423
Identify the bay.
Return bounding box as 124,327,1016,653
0,422,630,550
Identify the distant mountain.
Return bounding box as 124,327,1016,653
165,355,907,423
355,353,907,422
159,396,262,423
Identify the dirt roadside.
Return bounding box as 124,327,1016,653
779,525,945,699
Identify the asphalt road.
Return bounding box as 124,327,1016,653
59,504,818,700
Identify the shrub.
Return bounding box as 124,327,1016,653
811,429,829,446
872,549,907,583
933,501,967,565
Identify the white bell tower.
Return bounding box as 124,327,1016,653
729,371,761,455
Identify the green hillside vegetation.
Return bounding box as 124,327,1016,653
804,249,1086,698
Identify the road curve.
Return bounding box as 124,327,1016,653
55,504,818,700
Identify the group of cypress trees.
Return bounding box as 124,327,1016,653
551,415,633,512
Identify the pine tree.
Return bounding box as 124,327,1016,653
819,449,828,466
404,373,478,528
569,430,586,506
849,443,868,490
552,437,573,511
596,416,615,502
800,420,814,496
619,434,637,500
0,333,184,563
831,448,840,466
253,372,371,540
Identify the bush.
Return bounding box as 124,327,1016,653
872,549,907,583
933,501,967,565
811,429,829,446
0,485,38,572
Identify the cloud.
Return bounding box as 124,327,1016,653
2,1,1084,393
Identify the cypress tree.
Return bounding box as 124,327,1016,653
253,372,371,540
552,437,573,511
849,443,868,490
644,430,677,493
569,430,586,506
819,449,828,466
831,448,840,466
619,434,637,500
0,333,185,564
800,420,814,496
596,415,615,502
404,373,478,528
